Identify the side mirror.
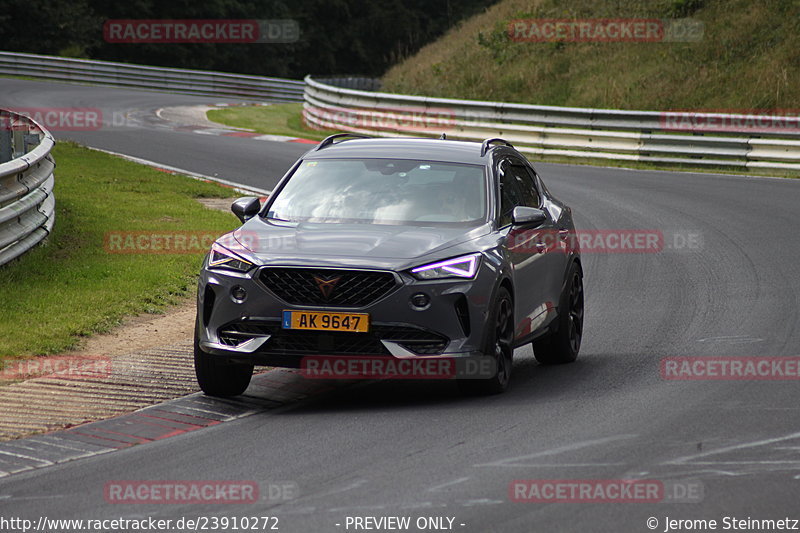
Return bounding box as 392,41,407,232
511,206,547,228
231,197,261,223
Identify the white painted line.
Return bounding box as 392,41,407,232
678,460,800,465
83,146,271,196
253,134,301,142
483,462,627,467
696,335,764,343
474,434,637,467
666,431,800,465
23,437,106,453
668,469,744,477
0,494,66,501
306,479,368,500
148,404,240,419
0,450,53,466
427,477,470,492
460,499,504,507
0,464,32,476
329,504,388,513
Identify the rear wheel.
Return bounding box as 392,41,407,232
194,337,254,397
533,262,583,364
458,286,514,395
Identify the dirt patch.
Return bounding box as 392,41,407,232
197,197,239,213
67,298,197,359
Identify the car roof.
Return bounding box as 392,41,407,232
303,137,520,166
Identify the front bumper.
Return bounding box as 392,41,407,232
196,260,499,368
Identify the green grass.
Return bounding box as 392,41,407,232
382,0,800,111
0,142,239,360
207,103,336,142
0,74,40,82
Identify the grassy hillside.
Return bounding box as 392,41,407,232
382,0,800,111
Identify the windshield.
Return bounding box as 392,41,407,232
267,159,487,226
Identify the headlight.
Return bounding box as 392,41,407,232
410,253,481,280
208,242,254,273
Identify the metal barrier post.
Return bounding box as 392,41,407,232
11,129,25,158
23,133,41,152
0,129,11,163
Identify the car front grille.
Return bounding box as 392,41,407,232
258,267,398,308
218,321,448,356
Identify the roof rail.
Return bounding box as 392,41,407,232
480,138,514,157
314,133,372,151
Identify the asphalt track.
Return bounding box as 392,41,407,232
1,78,799,533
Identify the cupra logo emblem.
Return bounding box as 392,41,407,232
313,275,341,299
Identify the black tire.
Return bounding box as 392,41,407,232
194,337,254,397
458,286,514,395
532,262,584,365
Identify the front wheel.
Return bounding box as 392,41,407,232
458,286,514,395
532,262,583,365
194,337,254,397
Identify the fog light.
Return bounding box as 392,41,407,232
410,292,430,310
231,285,247,302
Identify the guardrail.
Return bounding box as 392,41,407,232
316,76,382,92
0,51,304,103
303,76,800,171
0,109,55,267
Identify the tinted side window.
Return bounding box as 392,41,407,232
498,160,524,227
527,166,549,198
507,165,540,208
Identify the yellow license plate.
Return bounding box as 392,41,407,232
282,310,369,333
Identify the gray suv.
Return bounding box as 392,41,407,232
194,135,583,396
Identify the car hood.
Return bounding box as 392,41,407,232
230,218,491,269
